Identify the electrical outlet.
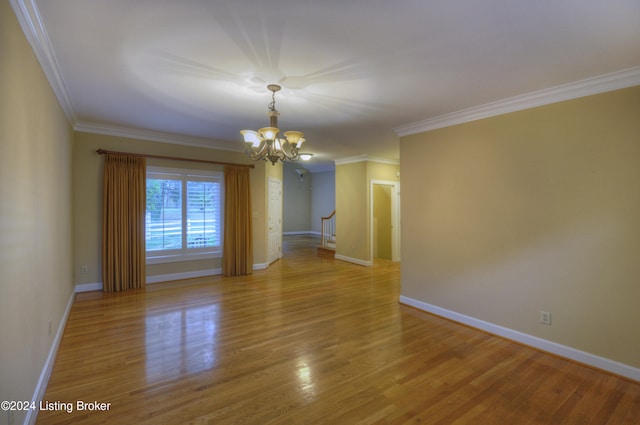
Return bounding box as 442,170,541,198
48,320,52,335
80,265,88,274
539,310,552,325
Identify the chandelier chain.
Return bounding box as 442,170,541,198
269,89,277,112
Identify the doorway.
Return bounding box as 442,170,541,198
370,180,400,262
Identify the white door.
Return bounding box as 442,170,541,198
268,177,282,264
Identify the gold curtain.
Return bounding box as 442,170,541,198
223,166,253,276
102,154,146,292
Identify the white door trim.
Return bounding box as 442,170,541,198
370,180,401,262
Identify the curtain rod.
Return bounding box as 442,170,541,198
96,148,255,168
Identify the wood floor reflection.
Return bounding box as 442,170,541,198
38,235,640,424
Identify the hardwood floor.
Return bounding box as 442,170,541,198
38,235,640,424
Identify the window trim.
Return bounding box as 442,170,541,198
145,166,223,264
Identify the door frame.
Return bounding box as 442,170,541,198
369,180,401,262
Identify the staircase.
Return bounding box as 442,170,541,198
317,210,336,257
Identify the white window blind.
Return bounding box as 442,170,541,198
146,167,223,263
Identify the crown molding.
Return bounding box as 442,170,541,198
13,0,640,148
334,154,400,166
334,154,369,165
394,66,640,137
10,0,77,125
74,121,241,152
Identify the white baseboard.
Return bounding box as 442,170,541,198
75,282,102,292
283,230,319,235
26,290,76,425
146,268,221,284
76,264,270,291
335,254,372,267
399,295,640,382
253,262,268,270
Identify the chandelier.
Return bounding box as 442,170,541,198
241,84,313,165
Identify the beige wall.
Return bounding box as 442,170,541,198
250,160,271,267
373,185,392,260
0,3,74,423
400,86,640,368
73,132,269,285
336,160,399,263
366,161,400,183
336,162,368,261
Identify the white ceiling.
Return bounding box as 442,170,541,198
13,0,640,171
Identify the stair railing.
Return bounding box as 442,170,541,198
321,210,336,249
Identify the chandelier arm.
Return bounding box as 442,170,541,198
240,84,310,165
266,142,281,165
281,145,295,160
281,140,301,160
245,140,268,160
245,148,263,161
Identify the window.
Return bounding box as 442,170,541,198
145,167,223,263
